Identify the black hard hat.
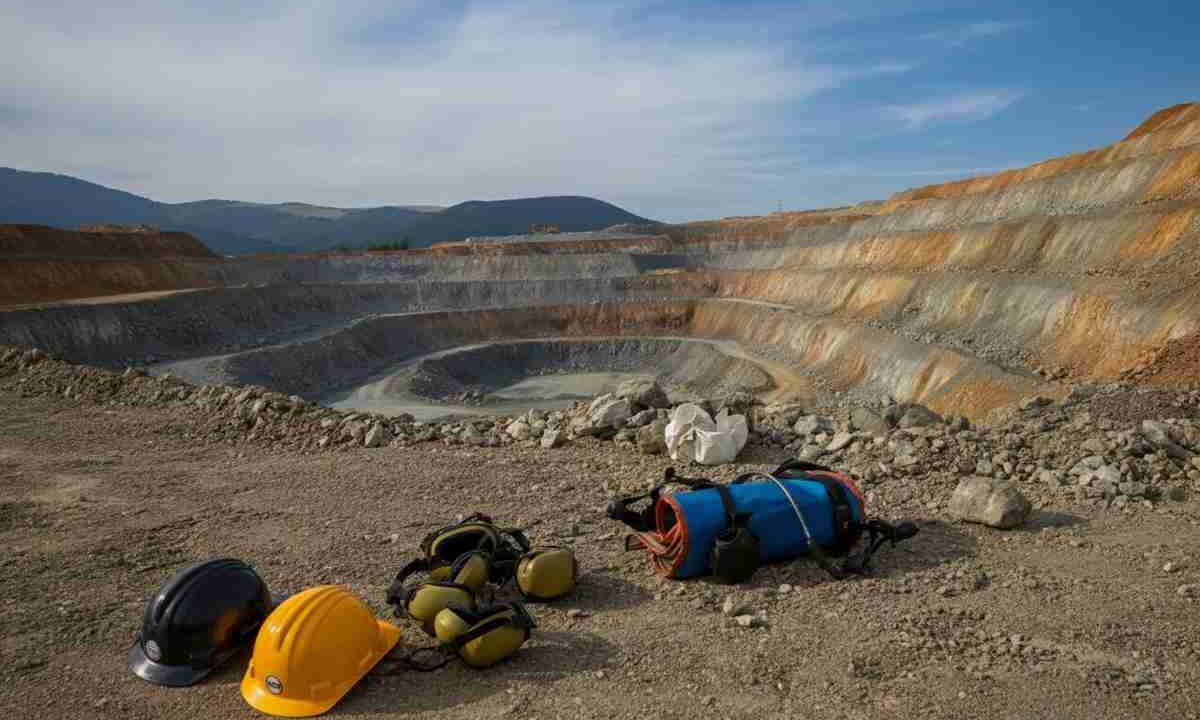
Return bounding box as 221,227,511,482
128,558,272,686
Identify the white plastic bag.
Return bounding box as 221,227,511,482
665,404,748,465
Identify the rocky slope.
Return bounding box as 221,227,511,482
0,224,222,306
1,103,1198,422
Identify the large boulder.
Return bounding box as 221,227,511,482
615,379,669,410
627,409,658,428
1141,419,1195,458
541,428,566,449
505,419,532,440
637,420,669,455
849,407,889,436
589,394,633,430
1140,420,1175,446
948,476,1031,529
896,404,943,429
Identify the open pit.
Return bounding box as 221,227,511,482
317,337,776,419
2,104,1200,421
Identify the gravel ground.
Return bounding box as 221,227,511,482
2,390,1199,720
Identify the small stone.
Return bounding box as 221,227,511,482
1019,396,1052,411
722,597,751,617
1177,584,1199,598
827,432,855,452
505,419,531,440
734,614,755,628
794,415,834,436
540,428,565,449
798,444,827,462
566,609,590,619
363,422,390,448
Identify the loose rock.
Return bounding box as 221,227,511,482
948,476,1032,529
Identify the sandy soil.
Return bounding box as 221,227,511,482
1,391,1198,720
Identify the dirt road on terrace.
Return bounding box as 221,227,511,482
1,391,1198,720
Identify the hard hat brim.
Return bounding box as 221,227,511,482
127,641,212,687
240,676,340,718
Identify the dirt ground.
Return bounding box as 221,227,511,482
2,391,1198,720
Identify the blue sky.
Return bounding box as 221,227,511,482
1,1,1197,221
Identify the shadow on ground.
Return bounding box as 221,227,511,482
569,570,655,613
740,518,981,590
1019,510,1088,532
338,630,617,715
875,518,978,574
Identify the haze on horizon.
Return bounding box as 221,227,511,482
2,0,1197,223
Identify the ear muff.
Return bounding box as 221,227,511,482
515,548,577,601
433,603,535,669
448,551,491,593
425,522,502,565
403,583,477,636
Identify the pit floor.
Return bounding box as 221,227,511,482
2,391,1198,719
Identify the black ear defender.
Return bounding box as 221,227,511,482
708,485,760,584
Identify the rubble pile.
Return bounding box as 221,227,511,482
3,346,1198,519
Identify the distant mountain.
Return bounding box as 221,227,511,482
0,167,653,255
397,197,653,246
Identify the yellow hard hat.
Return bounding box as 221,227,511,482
241,586,401,718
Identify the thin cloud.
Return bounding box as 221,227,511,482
920,19,1028,47
886,90,1025,129
0,1,914,220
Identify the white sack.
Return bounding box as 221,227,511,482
665,404,748,465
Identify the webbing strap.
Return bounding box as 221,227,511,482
807,476,859,556
741,471,845,580
607,467,718,532
713,484,738,528
452,605,535,647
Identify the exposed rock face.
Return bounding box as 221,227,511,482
0,224,220,306
948,476,1032,529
